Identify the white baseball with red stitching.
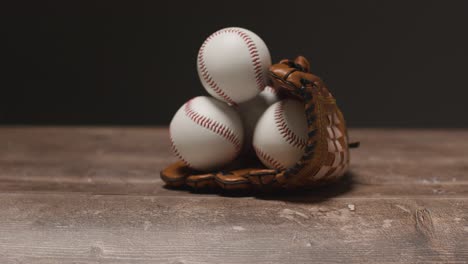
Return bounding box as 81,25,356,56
253,99,307,170
170,96,244,171
236,86,280,149
197,27,271,105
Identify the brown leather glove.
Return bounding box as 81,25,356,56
161,56,357,191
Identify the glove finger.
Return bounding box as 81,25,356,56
186,173,218,189
160,161,193,187
214,170,252,190
294,56,310,73
246,169,278,186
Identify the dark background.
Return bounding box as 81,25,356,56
1,0,467,127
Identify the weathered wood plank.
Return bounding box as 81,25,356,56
0,193,467,263
0,127,467,196
0,127,467,263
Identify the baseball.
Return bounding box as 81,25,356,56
197,27,271,105
170,96,244,171
236,86,280,150
253,99,308,170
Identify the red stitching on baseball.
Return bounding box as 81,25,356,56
198,28,266,104
274,101,307,149
169,133,192,167
184,99,242,153
253,145,286,170
198,44,236,106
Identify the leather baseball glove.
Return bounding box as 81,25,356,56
161,56,358,191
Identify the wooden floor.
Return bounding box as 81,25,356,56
0,127,467,263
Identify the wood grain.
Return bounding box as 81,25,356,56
0,127,467,263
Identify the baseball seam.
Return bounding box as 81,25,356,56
274,101,307,149
254,145,286,170
169,133,192,167
184,99,242,153
198,28,266,105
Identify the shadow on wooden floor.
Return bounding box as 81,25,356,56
254,172,356,204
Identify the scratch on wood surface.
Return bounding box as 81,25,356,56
382,219,393,228
415,208,436,240
395,204,411,213
89,245,104,257
143,220,152,231
280,209,309,219
232,226,246,231
279,209,309,226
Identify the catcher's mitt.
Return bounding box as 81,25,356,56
161,56,358,191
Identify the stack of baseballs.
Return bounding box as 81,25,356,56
170,27,308,171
